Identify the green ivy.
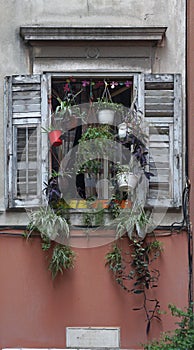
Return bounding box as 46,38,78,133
144,304,194,349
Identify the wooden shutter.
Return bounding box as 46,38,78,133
5,74,48,208
144,74,182,208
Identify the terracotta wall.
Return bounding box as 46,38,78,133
0,231,189,350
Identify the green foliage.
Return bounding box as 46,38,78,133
94,98,123,112
79,124,114,141
26,205,75,280
27,206,69,241
76,125,114,175
105,244,123,275
105,238,163,334
116,205,151,240
48,244,75,280
144,304,194,349
82,207,105,227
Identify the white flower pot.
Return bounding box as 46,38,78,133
98,109,115,124
117,172,138,191
118,122,127,138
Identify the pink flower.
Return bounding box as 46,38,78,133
82,80,90,87
63,83,70,92
110,81,118,89
125,81,132,87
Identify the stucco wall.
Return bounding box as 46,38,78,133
0,232,189,350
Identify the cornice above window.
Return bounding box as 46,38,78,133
20,26,167,46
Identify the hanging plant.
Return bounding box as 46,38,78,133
25,205,75,280
105,238,163,334
76,124,114,176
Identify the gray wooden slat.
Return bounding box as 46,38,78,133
13,112,41,119
12,84,41,92
13,97,41,105
12,90,41,100
145,74,174,83
13,104,41,113
145,90,174,97
12,75,41,84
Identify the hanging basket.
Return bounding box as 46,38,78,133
98,109,115,124
48,130,62,147
116,172,138,191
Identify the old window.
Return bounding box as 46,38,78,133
4,73,182,219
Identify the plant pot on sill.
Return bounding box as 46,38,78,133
98,109,115,125
48,130,62,147
90,199,108,209
116,172,138,191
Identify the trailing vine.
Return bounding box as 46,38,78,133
105,237,163,334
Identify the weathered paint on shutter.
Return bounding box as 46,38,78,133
144,74,182,208
5,74,48,208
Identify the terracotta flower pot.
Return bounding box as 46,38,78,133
48,130,62,147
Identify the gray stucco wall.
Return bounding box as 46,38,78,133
0,0,186,223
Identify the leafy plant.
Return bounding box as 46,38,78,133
105,238,163,334
27,205,69,241
94,98,123,113
116,205,151,239
48,244,75,280
76,125,114,175
144,303,194,349
26,206,75,280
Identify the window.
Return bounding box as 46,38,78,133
5,73,182,214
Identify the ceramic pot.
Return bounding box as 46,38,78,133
48,130,62,147
98,109,115,124
117,172,138,191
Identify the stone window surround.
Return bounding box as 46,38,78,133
20,26,167,46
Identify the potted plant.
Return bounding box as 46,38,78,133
41,125,63,147
75,125,114,201
93,81,123,124
115,162,138,192
76,124,114,176
95,99,123,125
54,89,86,130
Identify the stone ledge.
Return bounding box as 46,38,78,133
20,26,167,46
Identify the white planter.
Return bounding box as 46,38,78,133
117,171,138,191
98,109,115,124
118,122,127,138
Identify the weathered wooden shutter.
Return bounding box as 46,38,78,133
5,74,48,208
144,74,182,208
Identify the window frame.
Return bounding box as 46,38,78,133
5,72,183,215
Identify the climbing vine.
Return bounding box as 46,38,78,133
105,237,163,334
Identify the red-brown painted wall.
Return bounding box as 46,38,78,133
0,231,189,350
